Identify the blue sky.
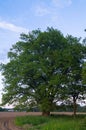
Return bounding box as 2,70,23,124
0,0,86,105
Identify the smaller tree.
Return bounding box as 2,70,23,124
64,35,86,116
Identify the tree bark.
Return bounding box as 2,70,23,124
42,111,50,116
73,96,77,116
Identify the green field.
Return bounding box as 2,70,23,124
15,114,86,130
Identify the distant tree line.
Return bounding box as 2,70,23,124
0,107,9,112
0,27,86,116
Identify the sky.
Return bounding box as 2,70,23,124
0,0,86,106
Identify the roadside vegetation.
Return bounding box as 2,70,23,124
15,114,86,130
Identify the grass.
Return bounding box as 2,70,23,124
15,115,50,126
15,114,86,130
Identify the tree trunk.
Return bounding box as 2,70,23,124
42,111,50,116
73,96,77,116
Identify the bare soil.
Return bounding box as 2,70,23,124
0,112,41,130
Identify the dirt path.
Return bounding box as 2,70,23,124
0,112,41,130
0,112,29,130
0,118,23,130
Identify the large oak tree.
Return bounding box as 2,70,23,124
1,28,68,115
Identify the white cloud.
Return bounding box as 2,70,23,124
0,21,29,33
35,6,50,16
52,0,72,8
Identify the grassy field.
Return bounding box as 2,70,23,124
15,114,86,130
